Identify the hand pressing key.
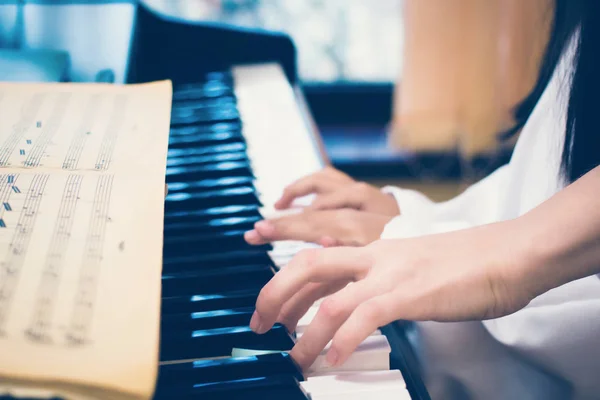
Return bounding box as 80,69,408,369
244,209,392,247
249,220,534,370
275,167,399,217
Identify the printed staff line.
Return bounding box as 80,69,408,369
26,174,83,343
94,95,127,171
24,93,71,168
0,94,45,166
0,96,43,164
66,175,114,346
0,174,19,227
0,174,49,336
63,94,103,170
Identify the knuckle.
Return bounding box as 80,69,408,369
296,248,320,270
331,329,355,352
323,166,336,175
290,339,315,369
257,284,277,311
354,181,370,193
282,185,296,197
359,300,386,327
319,297,346,321
277,308,294,327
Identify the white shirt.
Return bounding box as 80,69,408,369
380,33,600,400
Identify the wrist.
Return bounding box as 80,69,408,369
507,213,576,302
478,219,541,315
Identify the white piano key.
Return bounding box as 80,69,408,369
308,388,411,400
231,334,390,376
296,305,383,336
302,370,405,393
306,335,391,375
233,63,324,210
301,371,409,400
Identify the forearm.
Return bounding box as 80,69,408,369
381,164,512,239
517,166,600,298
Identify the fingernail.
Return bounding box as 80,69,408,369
255,220,275,236
244,230,260,243
249,311,263,333
325,348,339,367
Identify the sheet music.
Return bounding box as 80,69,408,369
0,81,172,400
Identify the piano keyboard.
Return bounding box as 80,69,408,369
157,64,412,399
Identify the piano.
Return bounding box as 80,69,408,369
126,4,431,400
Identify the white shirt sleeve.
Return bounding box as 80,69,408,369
379,164,512,239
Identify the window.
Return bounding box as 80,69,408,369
142,0,404,84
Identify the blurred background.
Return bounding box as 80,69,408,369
0,0,552,201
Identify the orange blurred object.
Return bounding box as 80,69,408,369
391,0,553,157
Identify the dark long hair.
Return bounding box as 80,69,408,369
503,0,600,183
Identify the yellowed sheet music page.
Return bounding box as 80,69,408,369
0,81,172,400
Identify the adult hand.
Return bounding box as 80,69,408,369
249,220,533,370
244,210,392,247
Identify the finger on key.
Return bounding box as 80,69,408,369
289,279,380,370
275,175,341,209
329,291,395,367
244,216,315,245
255,216,322,243
309,187,360,211
250,247,369,334
277,279,349,332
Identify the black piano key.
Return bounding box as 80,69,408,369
154,375,309,400
166,151,248,168
156,353,303,392
164,215,260,236
166,161,254,180
201,71,233,83
161,289,259,315
172,79,233,102
165,176,255,194
160,307,254,332
174,74,232,88
164,187,260,212
163,229,257,254
164,204,260,225
171,96,236,111
163,249,273,272
168,131,244,148
161,264,274,297
172,86,233,101
159,324,295,361
170,108,240,126
167,142,246,158
169,122,242,137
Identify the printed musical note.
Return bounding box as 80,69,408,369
0,94,45,167
0,174,49,336
0,79,171,399
65,175,113,346
26,175,83,343
24,93,71,168
94,95,127,171
62,94,102,170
